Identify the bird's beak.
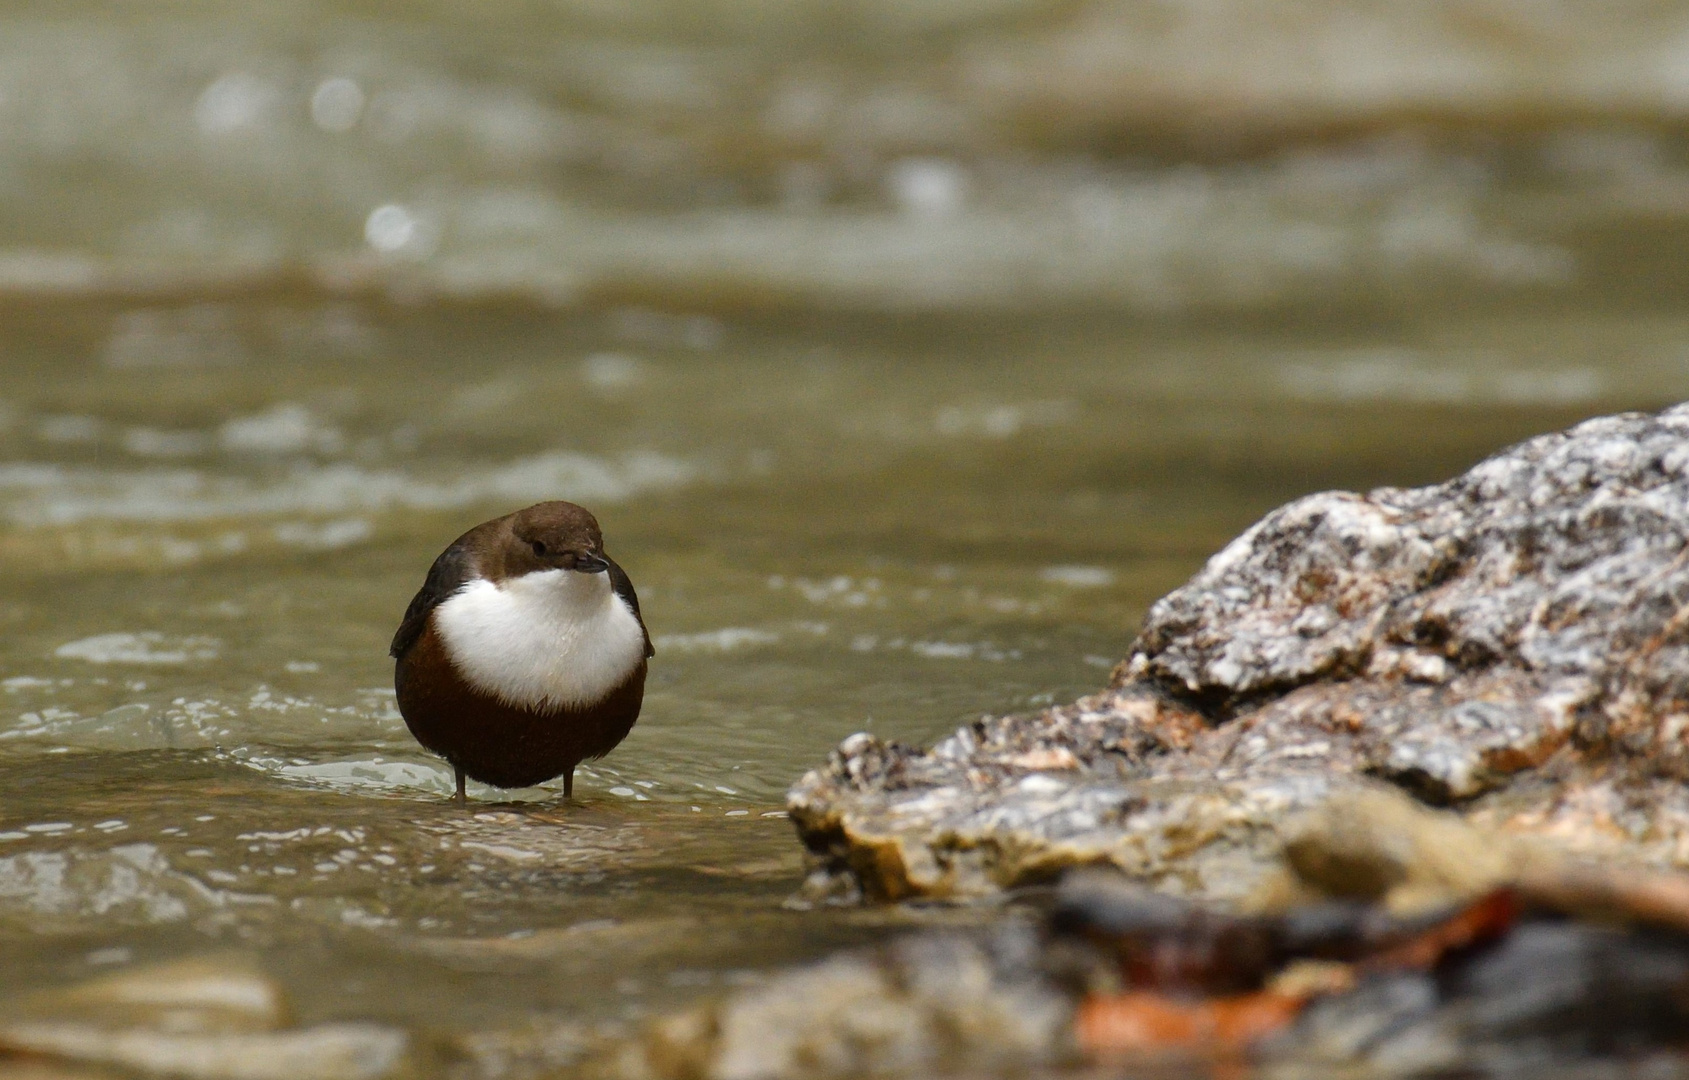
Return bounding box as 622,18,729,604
574,553,609,574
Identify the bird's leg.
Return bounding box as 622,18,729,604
454,767,467,807
564,767,574,801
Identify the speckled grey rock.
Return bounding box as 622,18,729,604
789,405,1689,902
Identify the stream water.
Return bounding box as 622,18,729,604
0,298,1682,1072
6,1,1689,1076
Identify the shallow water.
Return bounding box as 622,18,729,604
6,0,1689,1073
1,295,1686,1071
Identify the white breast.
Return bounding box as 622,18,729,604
432,568,647,711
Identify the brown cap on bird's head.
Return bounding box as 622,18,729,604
465,501,609,583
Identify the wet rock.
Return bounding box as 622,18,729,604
616,809,1689,1080
0,956,408,1080
1053,860,1689,1076
619,926,1070,1080
1280,787,1520,914
452,1018,606,1080
410,915,707,971
0,1023,409,1080
1278,923,1689,1077
3,955,287,1034
791,405,1689,901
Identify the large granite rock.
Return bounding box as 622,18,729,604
789,405,1689,902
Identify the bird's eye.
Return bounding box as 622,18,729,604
530,540,547,556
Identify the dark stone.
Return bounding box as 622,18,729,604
615,864,1689,1080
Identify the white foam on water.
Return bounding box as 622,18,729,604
581,352,645,391
220,404,340,455
272,518,372,550
1277,353,1606,406
272,759,455,796
241,753,558,803
909,641,978,659
933,400,1074,439
122,428,211,459
54,634,220,665
886,158,970,220
851,637,1024,662
0,449,700,527
1039,565,1116,588
653,628,781,652
0,690,404,750
0,844,221,923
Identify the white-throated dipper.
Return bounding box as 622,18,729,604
390,501,652,804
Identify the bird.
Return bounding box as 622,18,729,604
390,501,652,804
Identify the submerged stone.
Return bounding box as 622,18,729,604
0,955,408,1080
0,1023,409,1080
623,925,1071,1080
790,404,1689,901
3,955,288,1034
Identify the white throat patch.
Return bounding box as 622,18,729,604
432,568,646,711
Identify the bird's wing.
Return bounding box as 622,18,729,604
607,556,655,658
390,540,477,659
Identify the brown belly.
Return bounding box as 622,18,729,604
394,622,645,789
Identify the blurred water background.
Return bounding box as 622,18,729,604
3,1,1689,1074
